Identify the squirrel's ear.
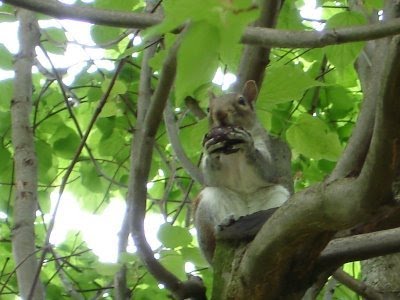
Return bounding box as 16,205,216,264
242,80,258,103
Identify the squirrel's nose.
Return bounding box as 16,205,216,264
216,110,229,126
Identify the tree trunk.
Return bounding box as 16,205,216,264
11,9,44,300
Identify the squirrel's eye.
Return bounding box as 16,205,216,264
206,107,210,113
238,96,247,106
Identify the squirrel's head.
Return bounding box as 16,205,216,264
208,80,258,130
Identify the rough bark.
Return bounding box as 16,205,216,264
362,254,400,300
11,9,44,300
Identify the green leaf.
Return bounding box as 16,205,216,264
277,0,306,30
144,0,218,37
91,25,122,46
325,64,359,88
96,117,115,139
179,118,207,159
321,86,357,119
36,140,56,183
176,21,219,104
80,162,103,193
0,44,13,70
218,10,257,68
87,87,103,103
0,111,11,137
0,79,13,110
42,27,67,55
101,78,127,99
365,0,383,10
286,114,342,161
148,180,165,199
159,249,186,281
52,127,80,159
0,144,11,174
99,102,120,117
98,132,126,157
325,12,367,70
180,246,208,267
157,223,192,249
258,65,324,107
38,190,51,213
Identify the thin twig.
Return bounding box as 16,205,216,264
333,269,383,300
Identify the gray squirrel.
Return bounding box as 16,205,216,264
193,80,292,264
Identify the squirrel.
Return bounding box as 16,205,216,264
193,80,292,264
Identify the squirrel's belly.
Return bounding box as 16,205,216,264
216,151,267,193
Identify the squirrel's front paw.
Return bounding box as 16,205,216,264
203,127,240,155
226,127,253,151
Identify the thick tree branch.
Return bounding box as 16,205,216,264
5,0,400,48
114,9,161,296
128,34,180,297
11,8,44,300
319,227,400,267
2,0,161,28
237,184,335,299
328,47,378,181
234,0,283,90
356,35,400,207
241,22,400,48
329,4,397,182
128,31,206,299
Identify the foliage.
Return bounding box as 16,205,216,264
0,0,386,299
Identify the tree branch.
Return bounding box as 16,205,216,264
128,36,180,298
328,52,377,181
128,30,206,299
10,8,45,300
184,97,207,119
113,6,162,295
356,35,400,207
5,0,400,48
2,0,161,28
319,227,400,267
114,213,130,300
237,184,335,299
241,21,400,48
333,269,383,300
49,248,84,300
233,0,283,90
329,6,395,182
164,100,204,184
